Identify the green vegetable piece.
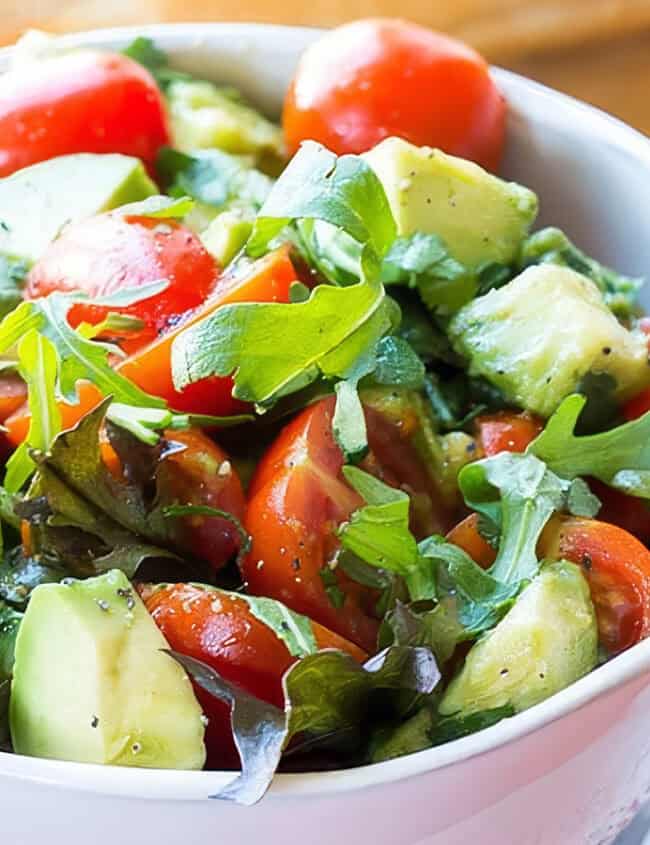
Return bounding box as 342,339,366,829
520,226,644,320
166,78,285,168
369,706,435,763
10,570,206,768
0,154,156,264
529,394,650,498
364,137,538,268
0,255,28,320
201,209,254,266
439,561,598,717
448,264,650,417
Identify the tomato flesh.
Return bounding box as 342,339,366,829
141,583,365,768
283,18,506,171
475,411,543,457
245,395,452,651
0,51,169,177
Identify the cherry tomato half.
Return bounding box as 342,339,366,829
0,50,169,177
283,18,506,171
26,212,221,353
141,583,365,768
244,393,453,652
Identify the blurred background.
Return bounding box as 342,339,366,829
0,0,649,133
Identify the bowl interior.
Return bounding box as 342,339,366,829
1,22,650,800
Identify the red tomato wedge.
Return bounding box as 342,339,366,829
5,247,297,446
26,213,221,354
475,411,543,457
283,18,506,171
141,583,365,769
245,394,453,652
0,50,169,177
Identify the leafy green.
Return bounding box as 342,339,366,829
332,379,369,464
0,600,22,679
338,467,435,601
5,331,61,492
0,546,64,609
157,147,272,212
529,393,650,498
293,219,362,286
520,227,643,320
237,594,318,658
458,452,580,584
247,142,396,276
170,643,439,804
0,255,28,320
122,36,192,90
371,336,426,390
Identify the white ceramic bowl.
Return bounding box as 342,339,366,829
2,23,650,845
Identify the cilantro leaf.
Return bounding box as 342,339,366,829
5,331,61,492
520,227,643,320
529,393,650,497
157,147,272,212
170,643,438,804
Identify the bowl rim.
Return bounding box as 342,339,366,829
1,20,650,803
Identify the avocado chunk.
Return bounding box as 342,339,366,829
10,570,206,769
167,79,285,170
448,264,650,417
363,137,538,268
439,561,598,717
201,208,253,266
0,154,157,264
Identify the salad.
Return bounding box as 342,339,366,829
0,18,649,805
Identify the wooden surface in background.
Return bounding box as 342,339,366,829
1,0,649,134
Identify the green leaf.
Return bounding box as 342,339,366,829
5,331,61,492
171,275,392,405
529,394,650,498
458,452,570,585
371,336,425,390
0,255,28,320
520,227,643,320
247,142,396,267
0,600,22,680
170,643,438,804
418,536,519,636
0,546,65,608
162,505,251,566
88,278,170,308
157,147,272,212
122,36,193,90
116,194,194,219
338,466,435,601
0,294,163,407
235,594,318,658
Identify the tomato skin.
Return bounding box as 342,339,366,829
141,583,365,769
5,247,297,445
26,213,221,353
475,411,543,457
157,429,246,571
539,516,650,654
245,395,451,651
0,374,27,423
588,480,650,546
0,51,169,177
283,18,506,171
446,512,496,569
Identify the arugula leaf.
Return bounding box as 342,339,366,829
171,274,394,405
0,546,64,608
338,466,435,601
170,643,438,804
520,227,643,320
418,536,519,636
332,379,369,464
247,142,395,267
293,219,362,286
5,331,61,492
162,505,251,567
458,452,573,584
371,336,425,390
157,147,272,212
0,255,28,319
529,393,650,498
